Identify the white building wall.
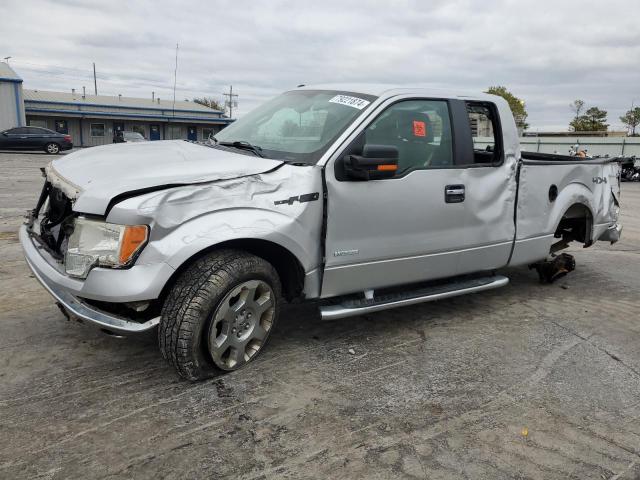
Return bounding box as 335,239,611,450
473,136,640,157
0,81,25,131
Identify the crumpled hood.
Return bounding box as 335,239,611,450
47,140,283,215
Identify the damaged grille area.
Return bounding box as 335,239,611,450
29,180,74,260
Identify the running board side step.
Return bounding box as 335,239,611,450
320,275,509,320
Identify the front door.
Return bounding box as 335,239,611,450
321,97,515,298
3,127,30,149
187,125,197,141
149,124,160,140
112,122,124,143
54,119,68,134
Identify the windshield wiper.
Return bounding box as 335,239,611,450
218,140,265,158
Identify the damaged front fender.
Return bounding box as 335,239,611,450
105,164,325,289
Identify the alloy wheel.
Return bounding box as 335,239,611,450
46,143,60,154
207,280,275,370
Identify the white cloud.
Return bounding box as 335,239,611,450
1,0,638,130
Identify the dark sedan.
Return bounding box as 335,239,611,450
0,126,73,154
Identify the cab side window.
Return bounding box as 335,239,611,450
364,100,453,175
465,102,502,165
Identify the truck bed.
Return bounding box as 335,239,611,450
508,152,621,267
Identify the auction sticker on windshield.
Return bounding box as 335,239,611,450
329,95,371,110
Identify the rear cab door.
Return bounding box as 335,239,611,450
453,99,519,274
321,92,518,298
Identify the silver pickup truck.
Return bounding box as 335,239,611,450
20,85,622,380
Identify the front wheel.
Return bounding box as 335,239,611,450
44,142,60,154
159,250,281,381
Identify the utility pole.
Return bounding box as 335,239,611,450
93,62,97,95
223,85,238,118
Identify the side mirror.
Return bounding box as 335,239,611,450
1,132,7,136
342,144,399,181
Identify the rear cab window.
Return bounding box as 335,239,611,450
464,102,503,166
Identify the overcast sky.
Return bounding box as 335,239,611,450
2,0,639,130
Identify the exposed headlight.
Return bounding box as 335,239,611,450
65,217,149,278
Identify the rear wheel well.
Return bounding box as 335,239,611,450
553,203,593,249
160,239,306,303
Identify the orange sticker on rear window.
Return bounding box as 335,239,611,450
413,120,426,137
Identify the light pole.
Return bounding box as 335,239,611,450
629,98,639,136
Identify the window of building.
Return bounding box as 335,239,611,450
28,119,47,128
362,99,453,174
167,125,182,140
90,123,105,137
131,125,146,138
202,128,215,141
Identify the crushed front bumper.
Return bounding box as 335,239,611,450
20,225,162,335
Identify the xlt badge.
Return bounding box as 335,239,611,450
334,249,359,257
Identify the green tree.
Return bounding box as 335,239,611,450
485,86,529,130
193,96,225,111
569,99,585,124
570,106,608,132
620,107,640,136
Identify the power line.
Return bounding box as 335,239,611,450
11,59,94,73
10,58,234,103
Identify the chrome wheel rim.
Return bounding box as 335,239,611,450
47,144,59,153
207,280,275,370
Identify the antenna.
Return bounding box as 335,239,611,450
172,43,179,117
93,62,97,95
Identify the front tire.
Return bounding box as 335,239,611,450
44,142,60,154
159,250,281,381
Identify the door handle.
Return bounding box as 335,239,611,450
445,184,465,203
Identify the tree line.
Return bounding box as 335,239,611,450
487,87,640,135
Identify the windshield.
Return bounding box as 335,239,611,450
124,132,145,140
214,90,377,164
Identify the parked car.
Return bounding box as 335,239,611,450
113,131,147,143
20,86,622,380
0,126,72,154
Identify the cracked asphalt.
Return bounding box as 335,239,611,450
1,151,639,479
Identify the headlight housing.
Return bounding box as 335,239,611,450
65,217,149,278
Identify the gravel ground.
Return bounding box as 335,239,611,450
1,150,639,480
